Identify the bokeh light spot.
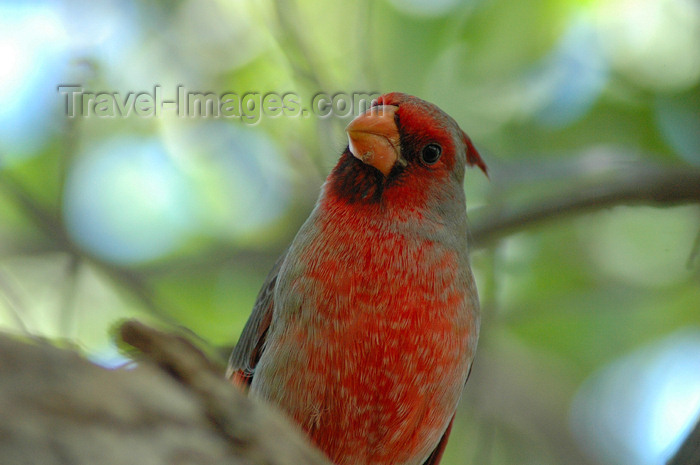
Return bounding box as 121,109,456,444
63,137,196,264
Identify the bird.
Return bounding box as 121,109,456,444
228,92,487,465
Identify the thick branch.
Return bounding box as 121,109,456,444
0,325,331,465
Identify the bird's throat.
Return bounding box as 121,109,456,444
326,151,386,204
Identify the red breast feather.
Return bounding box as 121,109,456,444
246,93,483,465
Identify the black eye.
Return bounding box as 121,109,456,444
420,143,442,165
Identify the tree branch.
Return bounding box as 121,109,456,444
667,416,700,465
471,165,700,248
0,323,332,465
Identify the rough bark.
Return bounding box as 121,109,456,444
0,321,331,465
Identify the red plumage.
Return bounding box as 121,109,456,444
229,93,486,465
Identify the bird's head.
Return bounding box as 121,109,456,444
328,92,487,209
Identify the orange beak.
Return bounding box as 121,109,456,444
345,105,401,177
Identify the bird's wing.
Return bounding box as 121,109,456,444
422,362,473,465
226,251,287,385
421,416,455,465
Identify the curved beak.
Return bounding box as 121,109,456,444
345,105,401,177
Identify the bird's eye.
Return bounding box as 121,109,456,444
420,143,442,165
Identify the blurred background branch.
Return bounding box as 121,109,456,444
667,417,700,465
472,163,700,248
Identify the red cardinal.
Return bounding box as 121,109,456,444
228,93,487,465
